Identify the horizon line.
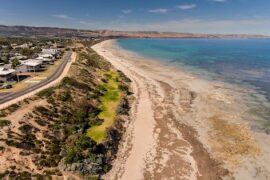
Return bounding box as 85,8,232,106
0,24,270,37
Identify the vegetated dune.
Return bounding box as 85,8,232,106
0,41,132,179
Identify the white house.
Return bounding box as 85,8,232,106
17,59,43,73
39,54,54,59
42,48,60,55
0,67,16,82
35,56,54,64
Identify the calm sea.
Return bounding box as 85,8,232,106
117,38,270,131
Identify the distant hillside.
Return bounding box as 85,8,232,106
0,25,269,39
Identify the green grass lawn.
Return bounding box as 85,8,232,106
87,71,121,143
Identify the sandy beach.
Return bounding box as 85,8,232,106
92,40,270,180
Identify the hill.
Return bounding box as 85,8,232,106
0,25,269,39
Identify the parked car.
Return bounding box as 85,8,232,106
2,84,12,89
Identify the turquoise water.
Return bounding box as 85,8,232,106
117,38,270,131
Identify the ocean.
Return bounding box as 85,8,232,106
117,38,270,131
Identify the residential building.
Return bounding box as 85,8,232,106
0,67,16,82
35,56,54,64
42,48,60,56
17,59,42,73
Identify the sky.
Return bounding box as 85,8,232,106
0,0,270,35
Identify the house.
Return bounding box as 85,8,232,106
42,48,60,56
16,59,42,73
0,67,16,82
39,54,54,59
35,56,54,64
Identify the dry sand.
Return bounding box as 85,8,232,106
92,40,270,180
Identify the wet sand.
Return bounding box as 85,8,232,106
92,40,270,180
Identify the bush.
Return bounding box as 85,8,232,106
0,119,11,128
6,134,37,150
0,146,5,152
62,77,91,91
75,135,96,150
47,96,56,105
35,118,47,126
118,84,129,93
64,147,83,164
48,139,61,155
18,124,33,134
117,98,129,115
8,103,20,112
39,157,58,167
34,106,50,116
58,90,72,102
20,134,36,150
37,87,55,98
0,110,7,117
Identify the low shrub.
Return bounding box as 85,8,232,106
37,87,55,98
8,103,20,112
58,90,72,102
0,119,11,128
64,147,84,164
0,146,5,152
62,77,91,91
18,124,33,134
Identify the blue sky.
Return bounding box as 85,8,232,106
0,0,270,34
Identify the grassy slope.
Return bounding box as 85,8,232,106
88,71,121,143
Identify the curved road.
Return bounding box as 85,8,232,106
0,51,72,105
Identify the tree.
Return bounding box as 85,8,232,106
11,58,21,68
20,48,34,58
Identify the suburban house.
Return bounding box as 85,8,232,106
42,48,60,56
35,56,54,64
39,54,54,59
16,59,43,73
0,67,16,82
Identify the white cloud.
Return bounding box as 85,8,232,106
122,9,132,14
177,4,197,10
52,14,74,20
148,8,168,14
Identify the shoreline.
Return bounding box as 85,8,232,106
92,40,270,179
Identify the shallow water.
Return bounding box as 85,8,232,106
117,38,270,132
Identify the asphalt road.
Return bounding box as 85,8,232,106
0,51,72,105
